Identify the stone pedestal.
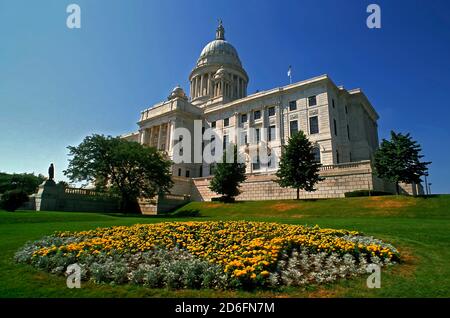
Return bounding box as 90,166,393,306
35,180,63,211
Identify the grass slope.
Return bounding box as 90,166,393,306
0,195,449,298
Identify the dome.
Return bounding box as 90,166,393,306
168,85,187,100
189,21,249,105
195,20,243,68
197,39,242,67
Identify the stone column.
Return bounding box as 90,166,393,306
167,120,174,155
140,129,146,145
261,106,267,143
233,112,239,144
148,127,154,147
276,103,282,143
194,77,198,97
200,74,204,97
164,122,170,152
157,125,163,150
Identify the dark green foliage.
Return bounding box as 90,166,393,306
276,131,323,199
374,131,431,194
64,134,173,213
0,172,45,194
209,145,246,201
57,181,69,189
0,190,29,212
344,190,392,197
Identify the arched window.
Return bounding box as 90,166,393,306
312,147,321,163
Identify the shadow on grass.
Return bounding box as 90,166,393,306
99,209,203,219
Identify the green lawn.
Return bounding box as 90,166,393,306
1,195,449,298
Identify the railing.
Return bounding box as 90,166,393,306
161,194,191,201
320,160,371,171
64,187,118,198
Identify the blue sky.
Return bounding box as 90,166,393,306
1,0,449,193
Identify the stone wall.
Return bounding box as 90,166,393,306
171,160,423,202
35,181,121,213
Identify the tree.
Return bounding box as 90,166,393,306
0,189,29,212
64,134,173,212
0,172,45,194
276,131,323,199
374,131,431,195
209,145,246,202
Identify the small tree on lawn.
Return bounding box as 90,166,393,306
276,131,323,199
374,131,431,195
64,134,173,213
209,145,246,202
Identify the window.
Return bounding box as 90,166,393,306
179,147,183,156
185,170,190,178
334,119,337,136
178,168,182,177
312,147,321,163
336,150,340,164
290,120,298,136
309,116,319,134
268,107,275,117
224,118,229,127
308,95,317,107
349,152,353,162
211,121,216,128
253,110,261,120
332,99,335,108
255,128,261,143
210,164,216,175
223,135,228,150
345,105,348,114
199,166,203,177
268,125,276,141
347,125,350,140
252,155,260,170
289,100,297,111
241,113,247,123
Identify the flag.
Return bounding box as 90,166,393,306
287,65,292,77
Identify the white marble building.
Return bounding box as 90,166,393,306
122,22,413,200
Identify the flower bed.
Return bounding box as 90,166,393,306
15,221,400,289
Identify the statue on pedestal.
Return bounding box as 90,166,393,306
48,163,55,181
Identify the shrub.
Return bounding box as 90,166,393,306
344,190,392,197
0,189,29,211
